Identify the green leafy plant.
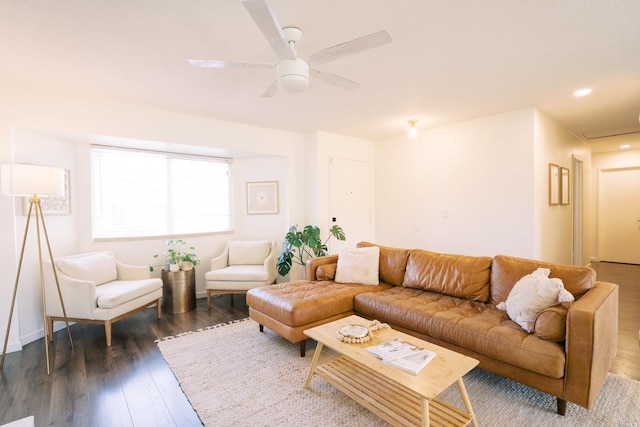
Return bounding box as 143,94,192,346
276,225,346,277
150,239,199,272
181,251,200,268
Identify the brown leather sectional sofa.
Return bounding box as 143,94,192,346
246,241,619,415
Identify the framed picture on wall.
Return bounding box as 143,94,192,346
560,167,570,205
22,169,70,215
549,164,560,205
247,181,278,214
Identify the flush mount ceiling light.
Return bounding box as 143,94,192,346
573,88,592,97
408,119,418,138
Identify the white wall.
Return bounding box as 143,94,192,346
533,110,592,264
233,156,289,242
0,88,305,353
374,108,592,263
375,109,535,257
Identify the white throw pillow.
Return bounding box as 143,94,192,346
497,267,574,332
57,252,117,285
335,246,380,286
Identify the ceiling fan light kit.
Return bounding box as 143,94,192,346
277,59,309,93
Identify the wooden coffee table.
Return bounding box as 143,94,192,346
304,315,479,427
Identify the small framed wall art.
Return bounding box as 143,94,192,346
549,164,560,205
560,167,570,205
246,181,279,215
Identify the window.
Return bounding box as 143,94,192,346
91,145,232,239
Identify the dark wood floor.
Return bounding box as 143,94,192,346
0,262,638,426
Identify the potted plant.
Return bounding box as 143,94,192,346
180,250,200,271
151,239,199,272
276,224,346,277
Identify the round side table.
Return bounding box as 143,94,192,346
161,269,196,314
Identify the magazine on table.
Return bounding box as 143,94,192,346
367,338,436,375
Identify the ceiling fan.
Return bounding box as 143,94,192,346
188,0,392,97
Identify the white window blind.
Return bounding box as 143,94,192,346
91,145,232,239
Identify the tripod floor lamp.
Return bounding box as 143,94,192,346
0,163,73,375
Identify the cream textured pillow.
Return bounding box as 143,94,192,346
57,252,117,285
496,267,574,332
228,240,271,265
335,246,380,285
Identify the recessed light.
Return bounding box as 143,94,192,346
573,88,592,97
620,144,631,149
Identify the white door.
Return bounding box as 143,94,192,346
328,157,372,253
597,167,640,264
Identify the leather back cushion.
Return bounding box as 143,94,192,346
316,263,337,280
57,252,117,285
228,240,271,265
402,249,492,302
490,255,595,304
357,241,410,286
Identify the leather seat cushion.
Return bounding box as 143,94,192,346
354,287,566,378
96,278,162,309
247,280,391,327
205,265,270,282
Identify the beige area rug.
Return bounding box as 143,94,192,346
157,318,640,427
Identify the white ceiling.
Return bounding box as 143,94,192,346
1,1,639,151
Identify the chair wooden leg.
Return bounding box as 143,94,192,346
207,290,212,310
47,317,54,342
556,398,567,415
157,298,162,319
105,321,112,347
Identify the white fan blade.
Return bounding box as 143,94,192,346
310,68,360,91
307,30,392,66
260,79,279,98
243,0,295,61
188,59,274,69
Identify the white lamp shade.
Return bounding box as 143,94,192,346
1,164,65,197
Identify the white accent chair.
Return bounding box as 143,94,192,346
43,251,163,347
205,240,277,309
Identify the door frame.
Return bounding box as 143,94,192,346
571,156,583,265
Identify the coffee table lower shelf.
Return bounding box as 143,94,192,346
315,357,473,427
